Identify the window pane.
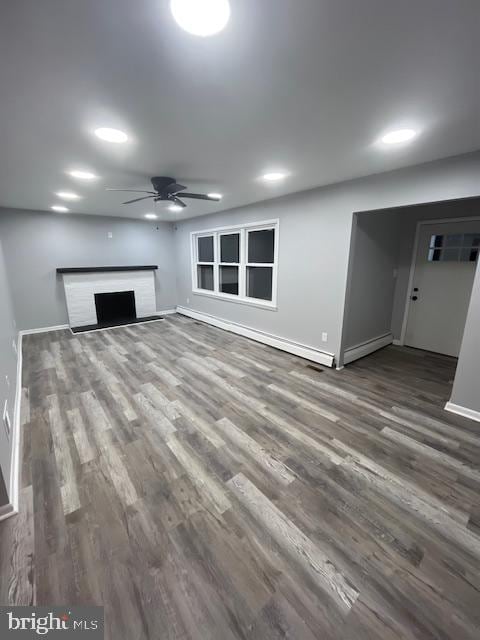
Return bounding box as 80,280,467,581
248,229,275,263
464,233,480,248
460,248,479,262
197,265,214,290
219,266,239,295
445,234,463,247
220,233,239,263
430,234,443,248
247,266,273,301
442,248,460,261
198,236,214,262
428,248,442,261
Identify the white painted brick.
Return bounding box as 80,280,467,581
62,271,157,328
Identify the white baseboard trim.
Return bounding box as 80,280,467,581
1,332,23,522
20,324,69,336
156,308,177,316
176,306,335,367
445,401,480,423
392,339,403,346
343,332,393,365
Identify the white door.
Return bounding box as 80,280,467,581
405,221,480,357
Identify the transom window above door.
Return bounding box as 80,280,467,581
191,221,278,308
428,233,480,262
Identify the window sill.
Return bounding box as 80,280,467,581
192,289,278,311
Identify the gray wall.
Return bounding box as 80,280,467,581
450,259,480,413
0,209,178,331
0,235,18,505
343,210,401,350
175,151,480,361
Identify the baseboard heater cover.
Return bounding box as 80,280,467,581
343,333,393,365
176,306,334,367
0,503,15,521
445,401,480,423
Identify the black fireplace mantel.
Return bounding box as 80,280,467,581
56,265,158,274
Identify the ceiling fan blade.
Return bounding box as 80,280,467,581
106,188,157,194
181,192,221,201
170,196,187,208
122,195,156,204
163,183,187,196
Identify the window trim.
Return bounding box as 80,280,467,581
190,219,279,309
195,232,216,291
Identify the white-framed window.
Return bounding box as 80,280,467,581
191,220,279,308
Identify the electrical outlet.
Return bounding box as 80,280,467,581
108,232,113,239
186,298,190,304
3,400,11,439
12,338,17,356
322,332,328,342
5,375,10,389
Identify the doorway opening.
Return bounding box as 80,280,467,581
341,197,480,403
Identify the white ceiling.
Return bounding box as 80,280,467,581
0,0,479,222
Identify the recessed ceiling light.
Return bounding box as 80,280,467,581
169,204,183,212
68,169,97,180
144,213,158,220
51,205,69,213
94,127,128,143
380,129,417,145
207,192,222,200
262,172,287,182
55,191,81,200
170,0,230,36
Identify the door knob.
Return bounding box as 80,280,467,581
411,295,418,301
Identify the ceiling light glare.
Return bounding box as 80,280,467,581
169,204,183,212
68,169,97,180
262,172,287,182
51,205,69,213
55,191,80,200
380,129,417,145
94,128,128,143
144,213,158,220
170,0,230,36
207,192,222,199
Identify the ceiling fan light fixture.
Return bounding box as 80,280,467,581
170,0,230,36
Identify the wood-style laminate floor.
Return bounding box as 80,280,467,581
1,315,480,639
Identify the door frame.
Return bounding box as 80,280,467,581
398,216,480,346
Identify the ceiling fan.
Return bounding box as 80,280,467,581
106,176,221,208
